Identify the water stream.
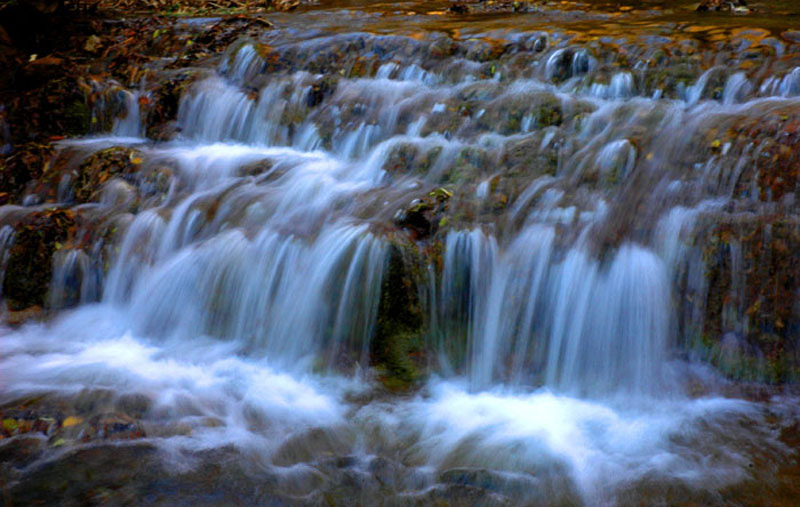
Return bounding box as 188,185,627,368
2,5,800,504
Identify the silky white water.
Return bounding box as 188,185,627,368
2,27,799,504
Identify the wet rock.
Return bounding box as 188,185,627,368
272,426,354,467
697,0,750,13
307,75,337,108
272,464,326,497
0,142,55,202
448,2,471,15
617,476,724,505
146,70,201,140
0,434,47,469
404,483,511,506
148,121,182,142
69,147,142,203
6,442,159,503
372,240,428,390
115,393,152,419
88,413,147,441
440,467,508,490
693,217,800,382
3,208,75,311
99,178,137,210
1,409,59,439
73,388,115,415
383,143,420,175
139,165,173,204
501,130,561,178
5,304,46,325
442,148,490,186
394,188,451,239
368,455,400,488
546,48,595,82
533,36,547,53
44,410,145,448
420,105,464,137
238,158,274,178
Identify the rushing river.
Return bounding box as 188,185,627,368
2,1,800,504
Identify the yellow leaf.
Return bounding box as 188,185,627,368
62,416,83,427
84,35,102,53
52,438,66,447
2,419,18,431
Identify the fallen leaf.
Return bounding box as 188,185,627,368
84,35,102,53
63,416,83,427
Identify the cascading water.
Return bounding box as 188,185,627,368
3,8,800,504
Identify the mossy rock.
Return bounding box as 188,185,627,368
439,147,492,186
478,93,563,134
372,241,427,390
62,99,91,137
501,131,560,178
145,70,201,140
69,147,142,203
382,143,419,174
693,218,800,382
3,208,75,311
307,75,338,108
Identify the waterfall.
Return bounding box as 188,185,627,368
0,225,15,301
8,37,800,391
2,21,799,504
439,226,670,396
49,248,100,309
112,90,144,138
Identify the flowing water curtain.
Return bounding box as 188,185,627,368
88,32,800,393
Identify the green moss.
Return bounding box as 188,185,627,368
382,143,419,174
372,242,427,391
62,100,91,137
502,132,559,178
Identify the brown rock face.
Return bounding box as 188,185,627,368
3,208,75,311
